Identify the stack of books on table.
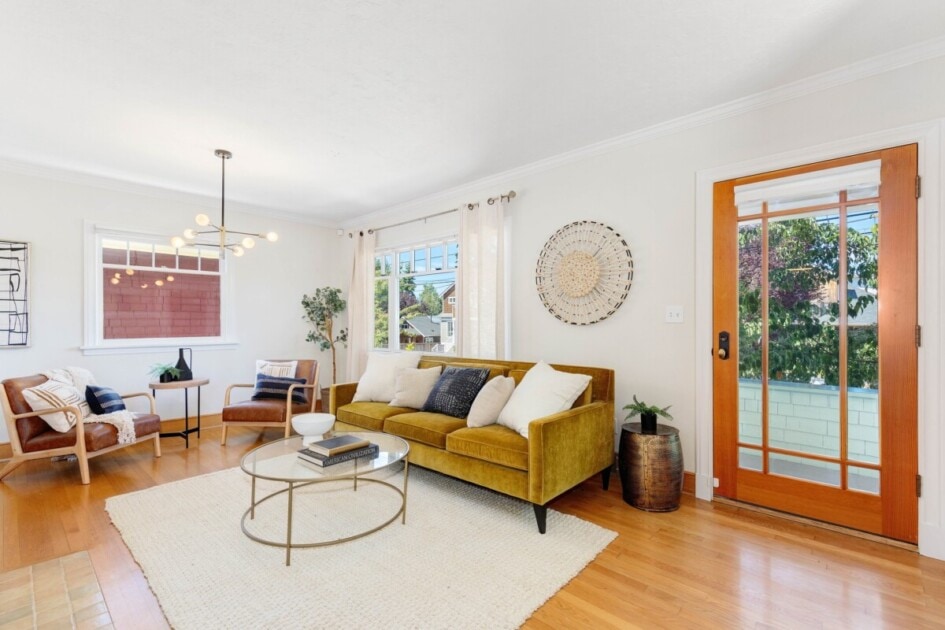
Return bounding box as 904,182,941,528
298,434,379,467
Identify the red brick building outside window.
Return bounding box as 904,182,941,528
101,239,221,340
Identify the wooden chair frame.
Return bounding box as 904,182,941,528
0,388,161,485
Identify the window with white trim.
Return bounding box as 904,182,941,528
84,226,231,351
373,239,458,354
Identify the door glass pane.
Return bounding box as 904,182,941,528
770,452,840,486
737,220,762,445
767,210,840,458
738,447,763,471
847,204,880,464
848,466,879,494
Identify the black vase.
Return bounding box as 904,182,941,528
175,348,193,381
641,411,658,434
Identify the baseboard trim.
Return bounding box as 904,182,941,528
683,471,696,495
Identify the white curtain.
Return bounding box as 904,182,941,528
345,230,376,382
458,199,507,359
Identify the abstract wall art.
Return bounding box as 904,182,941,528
0,240,30,348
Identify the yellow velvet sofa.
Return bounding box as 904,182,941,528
330,355,615,532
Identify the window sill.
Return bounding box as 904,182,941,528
80,339,239,356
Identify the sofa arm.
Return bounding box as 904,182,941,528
329,382,358,414
527,401,615,505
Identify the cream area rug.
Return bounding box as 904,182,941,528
106,465,616,629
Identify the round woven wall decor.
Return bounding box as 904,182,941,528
535,220,634,325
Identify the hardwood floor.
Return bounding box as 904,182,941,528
2,426,944,629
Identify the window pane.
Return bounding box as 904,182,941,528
398,251,411,274
414,248,426,273
430,245,444,271
767,210,840,458
737,220,762,445
447,242,459,269
848,466,879,494
154,244,177,270
200,248,220,272
385,254,393,275
738,447,763,471
102,239,128,265
178,247,200,270
373,279,389,349
128,242,154,267
770,452,840,486
103,269,221,339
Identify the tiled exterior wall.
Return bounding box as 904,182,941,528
738,379,879,464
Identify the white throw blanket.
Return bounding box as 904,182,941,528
41,367,137,445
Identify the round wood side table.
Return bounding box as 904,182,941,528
618,422,683,512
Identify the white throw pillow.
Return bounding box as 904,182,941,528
497,362,592,437
22,380,91,432
389,366,443,409
352,353,423,403
256,360,298,378
466,376,516,428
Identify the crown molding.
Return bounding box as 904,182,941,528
0,157,336,228
351,34,945,227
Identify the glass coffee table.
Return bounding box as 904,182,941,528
240,431,409,565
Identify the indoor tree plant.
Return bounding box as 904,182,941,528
301,287,348,387
623,395,673,434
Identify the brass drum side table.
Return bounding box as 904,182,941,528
618,422,683,512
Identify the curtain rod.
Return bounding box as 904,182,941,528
351,190,517,236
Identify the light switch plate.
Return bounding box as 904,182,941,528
665,305,684,323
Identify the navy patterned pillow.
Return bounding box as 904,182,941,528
252,374,308,405
422,367,491,418
85,385,127,415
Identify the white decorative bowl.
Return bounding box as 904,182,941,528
292,413,335,445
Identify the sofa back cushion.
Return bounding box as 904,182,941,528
419,359,507,381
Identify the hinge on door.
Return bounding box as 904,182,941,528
916,175,922,199
916,325,922,348
917,474,922,498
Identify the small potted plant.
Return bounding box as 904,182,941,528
623,395,672,434
149,363,181,383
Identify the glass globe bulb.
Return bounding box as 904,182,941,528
265,231,279,242
231,245,244,257
195,213,210,227
242,237,256,249
183,228,197,240
171,236,186,248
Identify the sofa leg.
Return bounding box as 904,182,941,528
532,504,547,534
601,465,612,491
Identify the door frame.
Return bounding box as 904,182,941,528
693,120,944,560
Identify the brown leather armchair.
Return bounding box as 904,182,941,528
0,375,162,484
220,360,319,445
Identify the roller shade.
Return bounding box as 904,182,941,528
735,160,881,213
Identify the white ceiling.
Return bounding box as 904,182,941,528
2,1,945,224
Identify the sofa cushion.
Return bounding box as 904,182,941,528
21,413,160,453
336,402,414,431
419,360,508,381
498,361,592,437
384,411,468,449
422,367,490,418
446,425,529,471
389,366,442,409
467,376,516,428
352,352,423,402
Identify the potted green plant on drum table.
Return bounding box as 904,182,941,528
622,395,672,434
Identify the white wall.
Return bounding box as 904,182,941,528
352,55,945,558
0,170,346,441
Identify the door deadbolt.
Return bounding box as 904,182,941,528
718,331,730,360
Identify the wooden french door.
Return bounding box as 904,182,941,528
713,145,918,542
